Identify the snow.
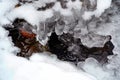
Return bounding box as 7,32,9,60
82,0,112,20
8,4,54,26
67,0,82,10
78,58,116,80
52,2,73,16
0,0,18,25
95,0,112,17
0,26,97,80
0,0,120,80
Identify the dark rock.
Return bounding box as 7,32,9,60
5,19,49,58
48,32,114,64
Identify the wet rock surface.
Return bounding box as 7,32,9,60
4,19,114,64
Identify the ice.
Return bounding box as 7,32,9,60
77,58,116,80
1,0,111,47
77,1,120,80
82,0,112,20
1,0,120,80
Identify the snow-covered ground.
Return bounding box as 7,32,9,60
0,0,120,80
0,26,97,80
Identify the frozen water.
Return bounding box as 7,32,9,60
0,0,112,47
0,0,120,80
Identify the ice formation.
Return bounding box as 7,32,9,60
0,0,120,80
0,0,112,47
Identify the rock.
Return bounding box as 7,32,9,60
5,19,49,58
48,32,114,64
